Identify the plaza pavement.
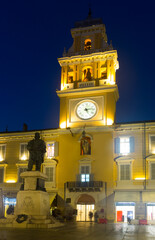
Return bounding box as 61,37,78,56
0,222,155,240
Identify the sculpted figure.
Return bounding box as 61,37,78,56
81,131,91,155
27,132,46,171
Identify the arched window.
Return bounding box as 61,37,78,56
84,39,91,51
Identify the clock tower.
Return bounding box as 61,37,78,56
57,12,119,129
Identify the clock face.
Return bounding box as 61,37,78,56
76,101,97,120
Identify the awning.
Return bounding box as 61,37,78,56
49,193,56,207
114,191,140,202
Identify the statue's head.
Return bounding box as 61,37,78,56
35,132,40,140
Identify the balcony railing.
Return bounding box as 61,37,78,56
66,181,104,192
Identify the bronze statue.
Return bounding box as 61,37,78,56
27,132,46,171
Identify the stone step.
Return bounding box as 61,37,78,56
31,215,47,220
27,223,54,228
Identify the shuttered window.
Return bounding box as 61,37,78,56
0,145,6,161
151,163,155,180
150,136,155,154
115,137,135,154
20,143,29,160
18,167,27,183
46,142,59,158
0,168,4,183
45,167,54,182
120,164,130,180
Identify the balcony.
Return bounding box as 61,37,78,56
66,181,104,192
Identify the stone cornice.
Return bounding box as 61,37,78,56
58,50,118,67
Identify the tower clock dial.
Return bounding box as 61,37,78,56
76,101,97,120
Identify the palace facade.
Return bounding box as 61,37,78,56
1,13,155,223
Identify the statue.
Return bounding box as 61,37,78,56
81,131,91,155
27,132,46,171
83,68,92,82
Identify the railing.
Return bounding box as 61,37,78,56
67,181,103,189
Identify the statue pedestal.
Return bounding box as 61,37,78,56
15,171,50,217
0,171,63,228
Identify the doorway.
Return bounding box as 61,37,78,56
76,204,94,221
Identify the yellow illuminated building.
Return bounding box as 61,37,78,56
1,13,155,223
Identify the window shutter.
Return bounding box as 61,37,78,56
45,167,54,182
90,174,94,181
150,136,155,153
114,138,120,154
2,146,6,159
130,137,135,153
120,165,130,180
151,163,155,180
18,167,27,183
21,144,25,156
76,174,81,181
0,168,4,183
54,142,59,157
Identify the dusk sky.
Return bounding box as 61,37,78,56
0,0,155,132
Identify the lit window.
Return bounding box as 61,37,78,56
120,138,130,155
120,164,130,180
46,142,59,158
84,39,91,51
150,136,155,154
20,143,29,160
47,143,54,158
80,166,90,182
0,145,6,161
115,137,135,155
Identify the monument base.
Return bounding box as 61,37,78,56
0,171,63,228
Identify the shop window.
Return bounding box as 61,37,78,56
115,137,135,155
0,145,6,162
149,135,155,154
46,142,59,159
84,39,91,51
0,167,4,183
81,131,91,155
20,143,29,160
18,167,27,183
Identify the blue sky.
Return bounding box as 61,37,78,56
0,0,155,131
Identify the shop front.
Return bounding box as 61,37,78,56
76,194,95,221
4,197,16,217
116,202,135,222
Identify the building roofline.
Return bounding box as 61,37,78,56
115,120,155,125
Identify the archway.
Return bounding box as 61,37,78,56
76,194,95,221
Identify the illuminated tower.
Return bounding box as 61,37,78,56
57,12,119,129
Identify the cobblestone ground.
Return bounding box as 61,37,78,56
0,222,155,240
